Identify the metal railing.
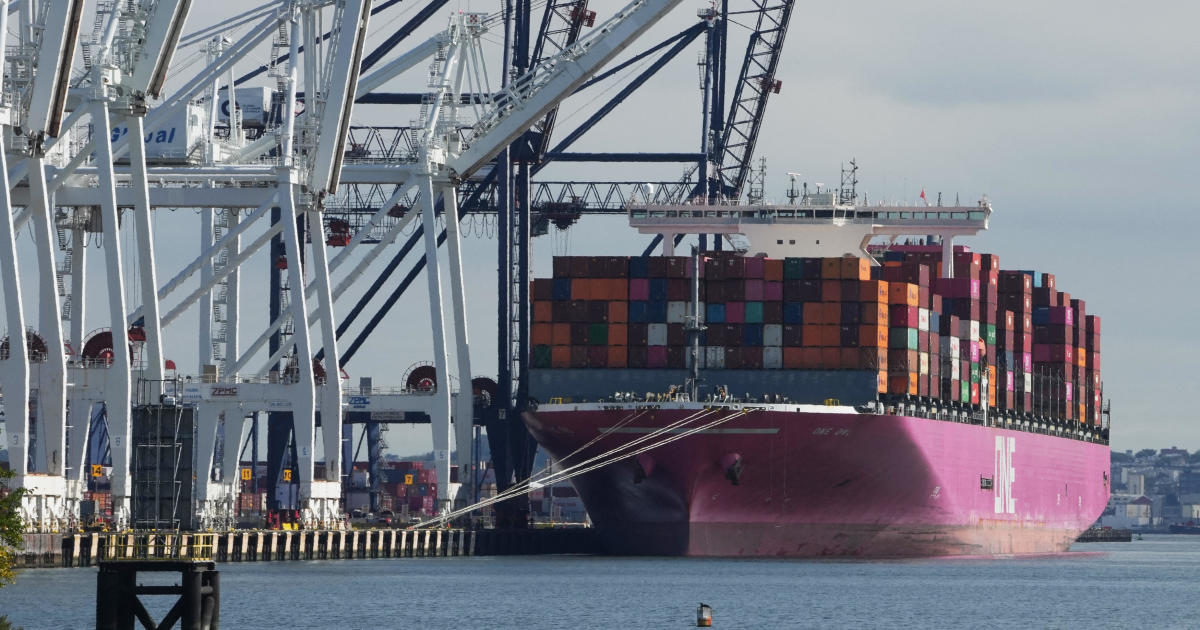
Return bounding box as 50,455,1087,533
101,532,216,562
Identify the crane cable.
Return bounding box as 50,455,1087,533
416,405,756,528
418,405,723,526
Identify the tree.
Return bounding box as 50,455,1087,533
1135,448,1157,460
1110,451,1132,464
0,467,25,587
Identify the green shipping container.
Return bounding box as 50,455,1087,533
889,327,919,350
588,323,608,346
745,302,764,323
532,345,552,368
783,257,805,280
985,324,997,346
960,381,970,402
970,362,981,383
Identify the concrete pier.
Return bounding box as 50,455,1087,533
22,527,599,568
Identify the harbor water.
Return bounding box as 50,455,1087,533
1,535,1195,628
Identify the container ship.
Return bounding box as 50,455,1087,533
521,192,1111,557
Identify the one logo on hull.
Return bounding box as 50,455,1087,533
994,436,1016,514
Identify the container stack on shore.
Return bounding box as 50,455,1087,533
531,248,1101,425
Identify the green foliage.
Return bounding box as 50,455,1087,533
0,467,26,587
1134,448,1157,459
1110,451,1132,464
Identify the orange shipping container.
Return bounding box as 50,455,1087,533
608,323,628,346
532,324,553,346
611,278,630,301
862,302,889,325
822,302,841,325
608,346,628,367
839,348,859,369
859,280,889,303
552,323,571,346
608,301,628,323
551,346,571,368
877,370,888,393
1076,347,1086,367
571,278,591,300
802,348,822,368
821,258,841,278
764,258,783,281
821,280,841,302
819,347,841,368
840,257,870,281
888,282,919,306
802,325,823,347
887,372,918,395
534,301,553,323
783,347,805,368
821,325,841,347
803,302,825,324
860,323,888,348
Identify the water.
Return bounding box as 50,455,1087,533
1,535,1197,629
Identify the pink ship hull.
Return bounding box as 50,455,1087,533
523,404,1110,557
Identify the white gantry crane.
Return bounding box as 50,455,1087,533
0,0,684,531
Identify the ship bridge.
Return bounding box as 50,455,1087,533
627,199,991,271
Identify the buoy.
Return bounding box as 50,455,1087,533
696,603,713,627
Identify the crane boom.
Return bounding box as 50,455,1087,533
713,0,794,199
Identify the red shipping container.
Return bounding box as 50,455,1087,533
819,347,841,368
821,258,841,278
587,346,608,367
647,346,668,368
783,347,805,368
570,346,588,368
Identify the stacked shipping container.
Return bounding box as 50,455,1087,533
531,249,1102,426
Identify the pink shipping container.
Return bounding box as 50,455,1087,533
629,279,650,300
765,281,783,301
745,279,764,301
743,256,764,278
648,346,668,368
726,302,745,323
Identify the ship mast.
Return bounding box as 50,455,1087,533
685,247,707,400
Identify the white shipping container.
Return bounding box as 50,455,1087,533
647,323,668,346
970,320,980,341
763,346,783,369
685,348,705,369
919,352,929,375
763,324,783,347
918,308,930,332
705,346,725,369
217,86,273,127
667,301,688,324
110,103,206,164
1023,373,1033,392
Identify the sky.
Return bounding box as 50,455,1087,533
4,0,1198,457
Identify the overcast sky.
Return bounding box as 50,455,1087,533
5,0,1195,458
